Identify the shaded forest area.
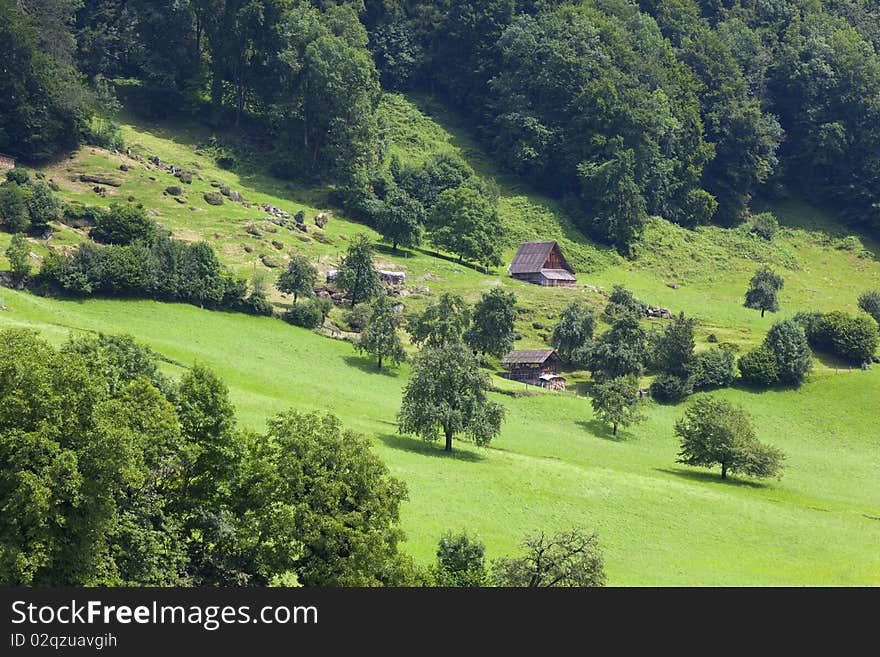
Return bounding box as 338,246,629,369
2,0,879,252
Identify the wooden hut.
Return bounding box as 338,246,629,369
0,153,16,171
508,241,577,287
501,349,563,387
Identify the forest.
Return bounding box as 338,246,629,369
2,0,880,254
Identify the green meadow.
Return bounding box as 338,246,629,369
2,290,878,586
2,93,879,585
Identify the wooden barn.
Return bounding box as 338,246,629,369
501,349,566,390
0,153,15,171
508,241,577,287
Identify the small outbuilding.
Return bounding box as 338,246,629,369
508,240,577,287
0,153,16,171
501,349,564,388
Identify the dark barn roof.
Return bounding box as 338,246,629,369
501,349,558,365
508,240,574,275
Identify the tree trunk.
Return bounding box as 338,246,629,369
444,428,453,452
294,292,298,303
378,355,383,370
721,463,728,479
458,254,463,263
613,422,618,436
393,241,398,253
761,308,766,318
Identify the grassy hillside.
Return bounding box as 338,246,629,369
1,289,878,585
2,93,879,585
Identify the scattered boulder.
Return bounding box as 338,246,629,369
243,245,253,254
314,212,331,228
707,333,719,343
165,186,182,196
646,306,672,319
272,240,284,250
260,255,280,268
80,173,123,187
245,225,261,237
204,191,224,206
119,164,129,172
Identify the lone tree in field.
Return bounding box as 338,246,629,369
858,290,880,326
406,292,471,348
551,301,596,362
465,288,517,358
277,255,317,302
590,375,644,437
764,319,812,385
356,296,406,370
397,343,505,452
744,265,784,317
491,528,606,587
4,233,30,284
337,234,383,307
675,396,785,480
377,188,424,253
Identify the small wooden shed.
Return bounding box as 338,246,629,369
0,153,16,171
501,349,563,386
508,241,577,287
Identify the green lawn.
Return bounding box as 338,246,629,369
2,289,878,586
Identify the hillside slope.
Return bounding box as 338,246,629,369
2,94,880,585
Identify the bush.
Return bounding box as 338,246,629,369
692,348,737,390
284,300,323,329
165,186,182,196
91,202,158,245
219,184,231,197
217,155,236,170
649,374,693,403
344,304,372,332
836,235,862,251
765,320,812,385
819,311,878,363
61,203,107,228
177,171,193,185
738,346,779,385
749,212,778,240
204,191,224,206
796,310,879,364
858,290,880,325
5,169,30,185
0,182,30,233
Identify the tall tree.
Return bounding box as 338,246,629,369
377,188,424,253
764,319,812,385
4,233,31,284
651,313,697,379
356,296,406,370
465,288,517,358
277,254,317,302
336,234,383,307
551,301,596,363
0,183,30,234
590,375,644,437
858,290,880,325
428,186,504,268
398,343,505,452
580,313,647,382
433,531,488,587
745,266,784,317
675,396,785,480
406,292,471,348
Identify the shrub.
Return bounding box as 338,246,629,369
284,300,323,329
5,169,30,185
345,303,372,332
204,191,224,206
792,310,826,346
649,374,693,403
91,202,158,245
0,182,30,233
819,311,878,363
217,156,236,170
165,186,182,196
177,171,193,185
749,212,778,241
738,346,779,385
692,348,737,390
61,203,107,228
765,320,812,385
836,235,862,251
858,290,880,325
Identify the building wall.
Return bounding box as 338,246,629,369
0,156,15,170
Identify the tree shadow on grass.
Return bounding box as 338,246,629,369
343,354,402,378
654,467,769,489
576,419,633,442
375,433,486,462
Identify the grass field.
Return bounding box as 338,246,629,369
1,290,878,586
2,93,880,585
